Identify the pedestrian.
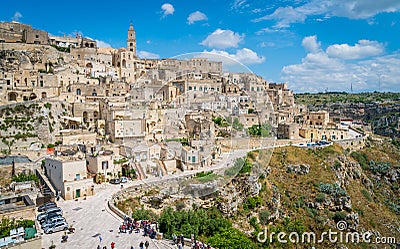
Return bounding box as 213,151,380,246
97,245,101,249
111,241,115,249
139,241,144,249
131,246,135,249
180,234,185,247
145,240,149,249
172,233,177,244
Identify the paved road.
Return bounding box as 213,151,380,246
40,182,174,249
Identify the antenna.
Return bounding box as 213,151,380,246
377,73,382,92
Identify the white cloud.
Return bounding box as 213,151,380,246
256,27,288,34
234,48,266,64
253,0,400,27
187,11,208,25
95,40,112,48
326,40,384,60
12,12,22,21
302,35,321,53
161,3,175,17
138,51,160,59
281,36,398,92
200,29,244,49
260,41,275,47
204,48,265,65
231,0,250,10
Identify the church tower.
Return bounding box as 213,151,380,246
127,22,136,56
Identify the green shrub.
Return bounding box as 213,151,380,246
131,206,158,221
315,193,326,203
259,210,270,225
249,216,259,231
243,196,262,210
361,189,372,202
206,227,255,249
44,103,52,109
333,160,342,170
332,212,346,222
350,151,368,169
175,201,185,211
12,173,38,183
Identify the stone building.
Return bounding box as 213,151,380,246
23,28,48,45
277,123,299,139
86,150,121,179
44,155,95,200
299,126,349,141
304,110,330,127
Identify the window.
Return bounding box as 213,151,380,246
35,35,39,38
102,161,109,170
75,174,80,180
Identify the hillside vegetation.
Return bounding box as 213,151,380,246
295,92,400,106
118,138,399,248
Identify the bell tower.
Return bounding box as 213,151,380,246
127,22,136,56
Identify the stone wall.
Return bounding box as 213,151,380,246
0,206,35,221
334,136,367,151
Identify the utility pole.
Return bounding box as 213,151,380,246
377,73,382,92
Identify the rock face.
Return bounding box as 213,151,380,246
286,164,310,174
345,212,360,231
217,175,261,216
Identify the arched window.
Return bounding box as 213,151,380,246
76,89,81,95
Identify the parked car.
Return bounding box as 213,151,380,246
41,216,66,229
37,207,62,222
40,212,63,225
44,221,69,234
109,178,120,184
120,177,127,183
38,202,57,212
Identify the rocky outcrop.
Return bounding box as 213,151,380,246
286,164,310,174
217,175,261,216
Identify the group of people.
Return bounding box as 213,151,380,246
172,234,213,249
118,217,158,240
97,216,214,249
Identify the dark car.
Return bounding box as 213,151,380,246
37,207,62,222
40,212,63,225
38,202,57,212
109,178,121,184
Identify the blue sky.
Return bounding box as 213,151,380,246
2,0,400,93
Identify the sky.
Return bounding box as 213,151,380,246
1,0,400,93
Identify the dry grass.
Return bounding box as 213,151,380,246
246,142,400,248
0,165,12,187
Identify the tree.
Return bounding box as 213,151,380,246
232,118,244,131
206,228,255,249
259,210,270,225
1,138,15,154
